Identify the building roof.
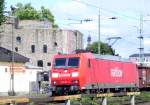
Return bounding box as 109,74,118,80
129,53,150,57
0,47,29,63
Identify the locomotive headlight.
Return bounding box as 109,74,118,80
52,73,59,78
72,72,79,77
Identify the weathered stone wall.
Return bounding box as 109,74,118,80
0,20,83,71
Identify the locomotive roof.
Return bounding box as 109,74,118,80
54,53,132,63
94,54,131,63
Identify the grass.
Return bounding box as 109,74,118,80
135,91,150,103
25,91,150,105
70,92,150,105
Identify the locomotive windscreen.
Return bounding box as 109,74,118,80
55,58,66,68
68,57,80,68
54,57,80,68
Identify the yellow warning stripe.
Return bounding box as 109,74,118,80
52,94,81,101
0,97,29,104
0,92,140,104
127,92,140,96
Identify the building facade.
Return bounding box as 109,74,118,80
0,19,83,71
0,47,30,95
129,53,150,66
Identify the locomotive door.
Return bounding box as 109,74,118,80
88,59,98,85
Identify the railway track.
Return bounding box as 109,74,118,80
0,92,140,104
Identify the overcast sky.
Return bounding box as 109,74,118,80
5,0,150,58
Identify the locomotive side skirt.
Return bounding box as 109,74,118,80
85,83,138,89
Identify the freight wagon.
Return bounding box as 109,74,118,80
138,66,150,90
50,53,139,96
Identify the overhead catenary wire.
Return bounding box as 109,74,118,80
121,38,139,46
70,0,150,57
72,0,150,28
72,0,140,21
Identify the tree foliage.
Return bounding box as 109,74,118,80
14,3,58,28
87,41,115,55
0,0,5,25
15,3,40,20
41,6,58,28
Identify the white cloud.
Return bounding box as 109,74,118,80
52,1,88,18
144,39,150,45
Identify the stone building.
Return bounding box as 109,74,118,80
0,18,83,71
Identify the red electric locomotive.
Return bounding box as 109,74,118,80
50,52,139,95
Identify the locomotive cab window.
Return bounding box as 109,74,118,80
68,57,80,68
55,58,66,68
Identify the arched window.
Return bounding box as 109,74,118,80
16,36,21,43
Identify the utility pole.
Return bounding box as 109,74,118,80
138,15,144,65
8,5,16,96
11,19,15,96
98,8,101,54
7,16,16,96
98,9,117,55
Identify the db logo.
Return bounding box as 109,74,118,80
111,67,123,77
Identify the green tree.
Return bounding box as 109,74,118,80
0,0,5,25
87,41,115,55
14,3,58,28
41,6,58,28
15,3,40,20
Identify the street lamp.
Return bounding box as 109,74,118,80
6,16,16,96
9,5,16,96
4,10,15,95
6,5,17,95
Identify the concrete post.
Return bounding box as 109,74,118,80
130,95,135,105
65,100,71,105
101,97,107,105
